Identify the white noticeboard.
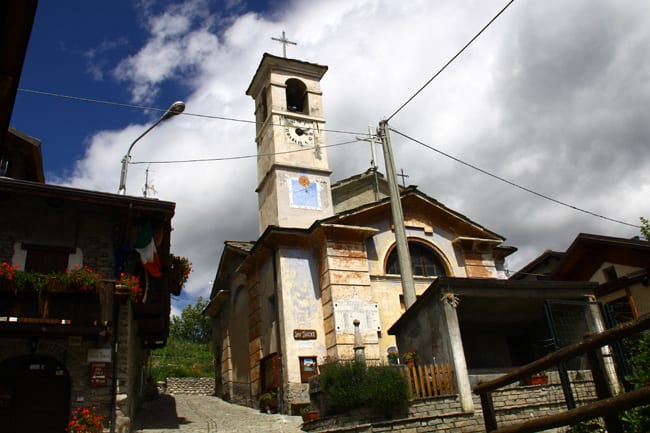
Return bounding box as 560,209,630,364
87,348,112,363
333,300,381,334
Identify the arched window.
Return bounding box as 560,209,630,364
386,242,447,277
285,78,308,113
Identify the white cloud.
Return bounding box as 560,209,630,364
113,0,219,103
65,0,650,313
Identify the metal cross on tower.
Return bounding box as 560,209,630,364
271,30,297,58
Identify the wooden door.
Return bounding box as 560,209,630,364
0,355,70,433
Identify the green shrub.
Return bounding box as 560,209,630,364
320,361,409,416
620,331,650,433
362,365,409,415
320,361,366,413
566,421,605,433
13,270,47,292
148,337,214,381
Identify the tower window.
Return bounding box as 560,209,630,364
386,242,446,277
285,78,308,113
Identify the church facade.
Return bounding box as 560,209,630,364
205,54,516,412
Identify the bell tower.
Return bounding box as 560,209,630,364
246,54,334,234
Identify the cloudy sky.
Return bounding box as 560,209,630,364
11,0,650,315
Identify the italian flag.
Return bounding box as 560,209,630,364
135,222,162,277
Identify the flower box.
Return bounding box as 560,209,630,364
301,409,318,422
525,374,548,385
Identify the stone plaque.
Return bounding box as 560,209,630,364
293,329,317,340
333,300,381,333
87,348,111,363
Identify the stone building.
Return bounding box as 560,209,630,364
205,53,516,412
0,128,177,433
0,7,180,431
387,276,601,412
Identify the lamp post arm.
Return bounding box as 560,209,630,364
117,101,185,195
117,117,166,195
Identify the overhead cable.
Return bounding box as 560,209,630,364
386,0,515,122
390,127,641,229
17,87,365,136
131,139,359,164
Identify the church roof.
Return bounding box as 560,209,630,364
224,240,255,253
329,168,506,241
326,182,506,242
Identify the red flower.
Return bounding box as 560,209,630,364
66,407,104,433
118,272,144,303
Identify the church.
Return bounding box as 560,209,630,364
204,53,517,412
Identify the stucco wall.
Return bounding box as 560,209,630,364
278,247,326,386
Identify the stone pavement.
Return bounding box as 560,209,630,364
132,394,304,433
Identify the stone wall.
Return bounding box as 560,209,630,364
166,377,215,395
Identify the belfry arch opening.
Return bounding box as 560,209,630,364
386,241,448,277
285,78,308,114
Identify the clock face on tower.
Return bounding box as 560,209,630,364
284,118,314,146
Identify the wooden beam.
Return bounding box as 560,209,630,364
491,387,650,433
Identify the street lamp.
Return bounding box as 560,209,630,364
118,100,185,195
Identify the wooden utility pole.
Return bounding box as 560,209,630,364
378,120,416,308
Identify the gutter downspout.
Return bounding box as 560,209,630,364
109,295,119,433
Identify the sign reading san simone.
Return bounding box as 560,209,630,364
293,329,317,340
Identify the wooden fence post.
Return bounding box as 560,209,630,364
480,391,498,432
586,348,623,433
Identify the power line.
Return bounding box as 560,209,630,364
389,127,641,229
386,0,515,122
130,139,359,165
16,87,365,136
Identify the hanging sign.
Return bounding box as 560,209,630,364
89,362,109,387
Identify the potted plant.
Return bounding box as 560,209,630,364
526,371,548,385
300,405,318,422
259,389,277,413
387,352,400,365
402,348,416,367
116,273,144,303
14,269,47,294
59,266,103,292
66,407,105,433
169,255,192,295
0,262,19,291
